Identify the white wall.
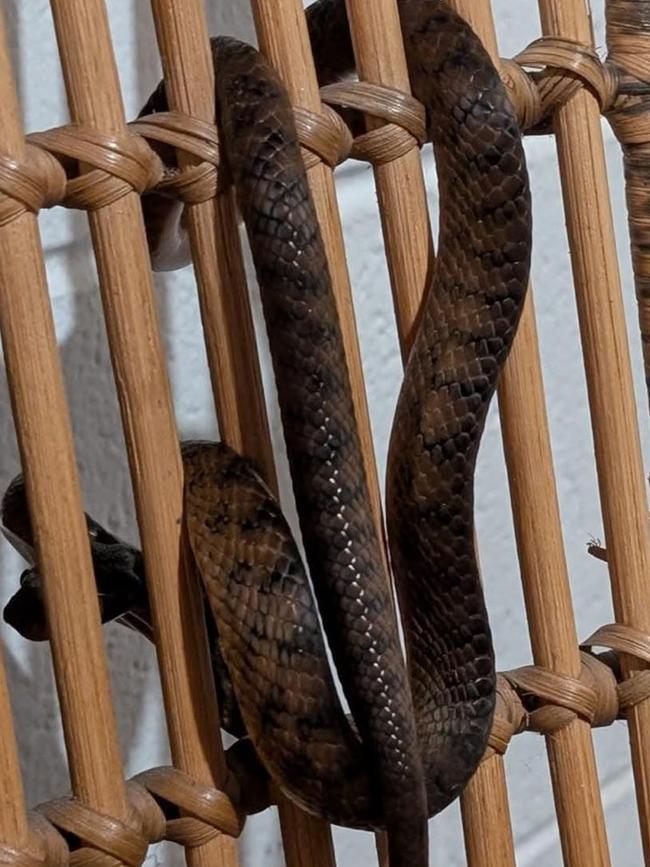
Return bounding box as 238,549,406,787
0,1,646,864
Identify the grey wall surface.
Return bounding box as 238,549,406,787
0,1,647,864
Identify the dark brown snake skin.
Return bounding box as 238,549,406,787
1,2,531,864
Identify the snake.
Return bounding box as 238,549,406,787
1,2,531,864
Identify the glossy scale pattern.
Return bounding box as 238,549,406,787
1,3,531,865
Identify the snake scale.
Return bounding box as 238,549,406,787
1,1,531,864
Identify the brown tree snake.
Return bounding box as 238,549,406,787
2,1,531,864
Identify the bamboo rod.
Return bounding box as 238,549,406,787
343,0,432,352
148,0,275,482
449,1,613,864
0,4,129,824
275,799,337,867
249,1,407,862
536,0,650,862
498,298,611,867
0,642,30,848
144,5,248,866
251,0,385,542
204,188,278,481
47,3,231,865
146,1,330,863
339,1,515,861
461,758,516,867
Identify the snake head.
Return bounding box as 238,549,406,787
1,474,148,642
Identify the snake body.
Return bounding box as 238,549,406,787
1,3,531,865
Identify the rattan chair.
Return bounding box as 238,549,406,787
0,0,649,865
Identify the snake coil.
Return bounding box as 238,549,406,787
2,3,531,865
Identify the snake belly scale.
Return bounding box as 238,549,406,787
1,2,532,865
